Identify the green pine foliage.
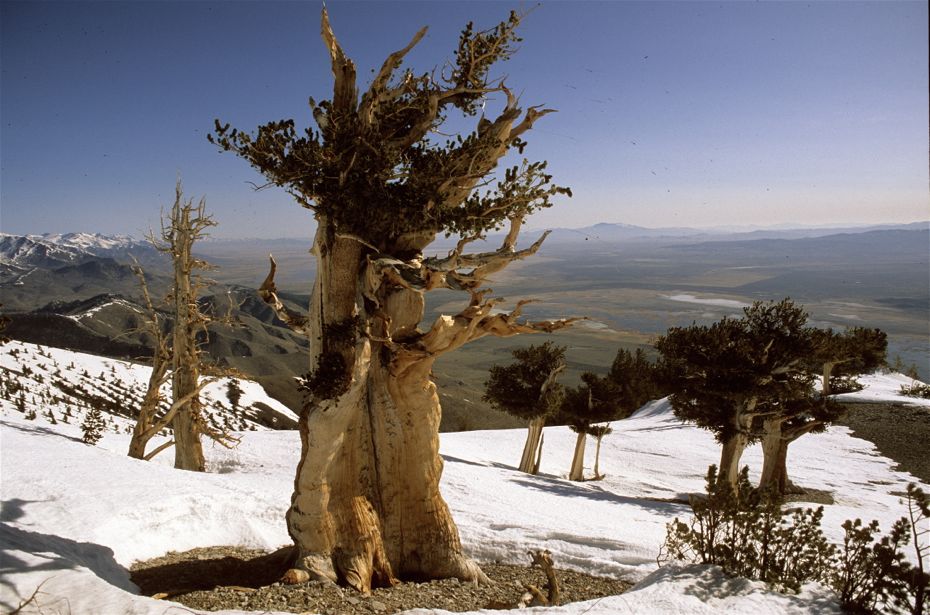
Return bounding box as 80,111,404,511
209,11,569,250
661,465,833,593
225,378,243,408
560,372,622,434
664,471,930,613
483,342,566,421
608,348,668,410
81,406,107,445
810,326,887,395
830,517,911,613
560,347,665,433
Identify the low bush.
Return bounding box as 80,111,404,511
660,465,833,592
662,467,929,614
900,381,930,399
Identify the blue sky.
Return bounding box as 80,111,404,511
2,1,927,239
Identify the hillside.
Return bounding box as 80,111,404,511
0,340,299,438
2,340,929,613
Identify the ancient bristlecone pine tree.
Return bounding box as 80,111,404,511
210,10,574,590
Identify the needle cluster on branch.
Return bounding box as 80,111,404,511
209,9,570,251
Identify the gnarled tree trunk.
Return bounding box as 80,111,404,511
758,417,787,494
718,403,756,489
264,220,577,591
218,8,576,591
169,193,207,472
760,420,821,495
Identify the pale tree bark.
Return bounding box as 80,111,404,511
128,263,172,460
149,181,221,472
717,399,759,489
593,436,603,479
519,417,546,474
261,217,578,590
758,417,786,493
568,431,587,481
591,428,611,480
760,420,821,495
516,360,564,474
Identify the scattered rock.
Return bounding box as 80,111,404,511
131,546,632,614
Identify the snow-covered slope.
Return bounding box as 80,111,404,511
0,340,298,439
2,341,928,614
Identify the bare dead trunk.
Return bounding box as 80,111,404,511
519,417,545,474
128,354,168,460
171,209,205,472
593,434,604,479
569,431,586,481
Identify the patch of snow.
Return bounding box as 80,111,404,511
662,294,750,309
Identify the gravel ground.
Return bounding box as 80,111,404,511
834,401,930,484
131,546,632,614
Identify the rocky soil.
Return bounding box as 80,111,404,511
835,401,930,483
131,546,632,614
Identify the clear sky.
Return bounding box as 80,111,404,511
1,1,927,239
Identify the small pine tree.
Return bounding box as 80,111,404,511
226,378,243,408
484,342,567,474
81,407,107,445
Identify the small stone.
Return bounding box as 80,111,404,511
370,599,387,611
346,596,360,605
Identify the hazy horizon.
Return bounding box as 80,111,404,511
4,218,929,244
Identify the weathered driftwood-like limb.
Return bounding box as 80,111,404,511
397,298,581,368
258,255,311,334
143,439,175,461
359,26,428,128
127,262,172,460
321,8,358,116
520,550,560,607
367,217,552,302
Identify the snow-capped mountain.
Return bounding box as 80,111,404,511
0,232,160,270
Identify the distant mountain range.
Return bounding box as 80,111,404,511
536,220,930,244
6,221,926,259
0,232,161,268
